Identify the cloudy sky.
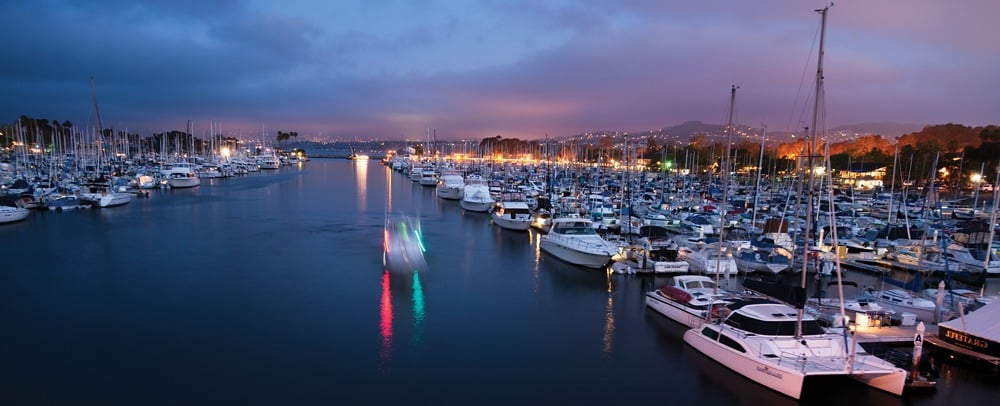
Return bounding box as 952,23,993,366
1,0,996,140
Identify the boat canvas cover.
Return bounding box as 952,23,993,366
938,300,1000,358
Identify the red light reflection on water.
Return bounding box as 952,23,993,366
379,269,393,371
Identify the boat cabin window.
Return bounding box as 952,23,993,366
556,226,596,235
719,335,746,353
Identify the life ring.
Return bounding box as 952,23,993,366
709,306,723,319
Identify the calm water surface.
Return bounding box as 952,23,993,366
2,159,998,404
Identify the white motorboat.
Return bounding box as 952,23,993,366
861,288,943,323
258,154,281,170
435,173,465,200
0,205,30,224
922,287,994,313
645,275,735,328
944,243,1000,274
79,191,132,208
679,242,738,276
136,174,158,189
460,175,492,212
539,217,617,269
683,301,907,399
491,201,533,231
418,168,438,187
161,162,201,188
646,238,690,274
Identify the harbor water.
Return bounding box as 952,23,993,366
2,159,998,404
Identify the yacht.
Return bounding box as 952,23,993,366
734,248,791,274
683,301,907,399
461,182,494,212
944,243,1000,274
491,201,533,231
646,237,690,274
258,154,281,170
418,168,438,187
161,162,201,188
679,242,738,276
79,191,132,208
861,288,942,323
645,275,736,328
435,173,465,200
0,205,30,224
539,217,617,269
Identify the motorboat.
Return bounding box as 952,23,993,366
861,288,943,323
539,217,617,269
0,205,30,224
944,243,1000,275
418,168,438,187
922,287,994,313
645,275,736,328
646,237,690,274
46,195,87,211
491,201,533,231
161,162,201,188
258,154,281,170
679,242,738,276
460,176,493,212
383,215,428,274
435,173,465,200
79,191,132,208
683,301,907,399
531,210,553,233
734,248,791,274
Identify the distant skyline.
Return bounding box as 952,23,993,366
1,0,997,140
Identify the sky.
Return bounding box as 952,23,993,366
1,0,997,140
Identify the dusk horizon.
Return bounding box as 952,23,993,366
2,1,997,141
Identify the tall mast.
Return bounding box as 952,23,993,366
798,3,832,338
90,77,105,176
751,125,766,233
714,84,737,294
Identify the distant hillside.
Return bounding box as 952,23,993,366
829,122,924,139
897,123,983,151
657,121,726,137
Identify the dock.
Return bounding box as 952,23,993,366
853,323,926,345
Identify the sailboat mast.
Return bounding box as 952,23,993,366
798,4,832,338
751,125,766,232
714,84,737,294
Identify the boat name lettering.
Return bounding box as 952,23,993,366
756,366,783,379
943,329,990,349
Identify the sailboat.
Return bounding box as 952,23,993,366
682,6,907,399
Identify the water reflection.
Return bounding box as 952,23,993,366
355,159,368,208
378,269,427,374
379,269,393,373
602,293,615,355
411,272,425,345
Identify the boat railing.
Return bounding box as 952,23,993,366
767,347,853,373
554,234,614,253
